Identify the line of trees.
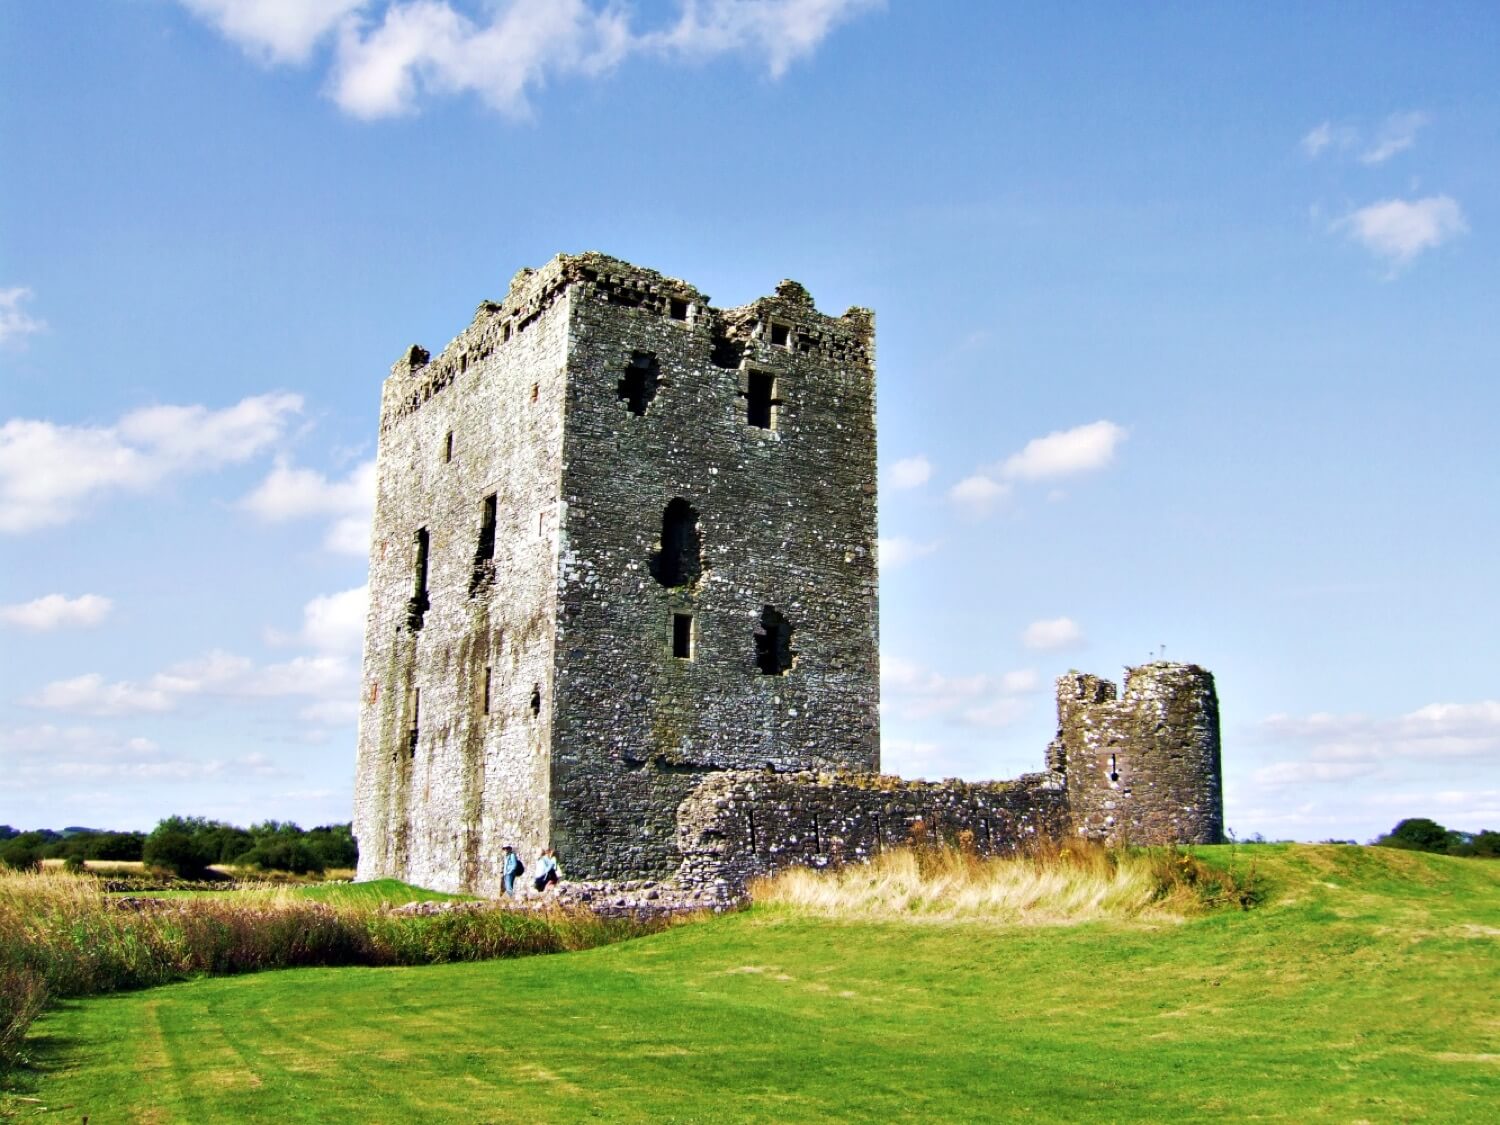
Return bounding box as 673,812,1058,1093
1373,818,1499,858
0,819,357,876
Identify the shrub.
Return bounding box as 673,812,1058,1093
142,828,216,878
236,838,326,875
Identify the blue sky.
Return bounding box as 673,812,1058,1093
2,1,1496,841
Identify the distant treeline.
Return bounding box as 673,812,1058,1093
0,819,357,876
1373,818,1498,858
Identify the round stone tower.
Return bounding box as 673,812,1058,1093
1050,662,1223,846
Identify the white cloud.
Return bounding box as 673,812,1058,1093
1021,617,1084,651
1336,195,1467,270
178,0,368,63
23,586,368,728
180,0,880,119
1260,701,1500,763
24,674,175,717
877,536,938,569
881,656,1036,727
240,458,375,554
0,287,45,346
1251,760,1379,786
887,455,932,489
0,593,112,631
1360,110,1428,165
1301,121,1337,157
0,393,302,533
1001,420,1126,481
948,474,1009,516
299,585,369,654
1,723,287,788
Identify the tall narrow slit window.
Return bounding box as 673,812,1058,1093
482,665,492,715
617,351,660,415
407,528,430,630
745,371,780,430
407,687,420,757
754,606,795,675
443,431,454,463
672,613,694,660
470,495,497,596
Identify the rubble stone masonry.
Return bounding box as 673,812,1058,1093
354,253,1223,897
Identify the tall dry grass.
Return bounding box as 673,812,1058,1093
752,839,1259,924
0,869,669,1069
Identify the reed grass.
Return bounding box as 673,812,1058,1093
0,869,669,1069
752,839,1260,924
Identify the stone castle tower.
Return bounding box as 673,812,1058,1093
354,253,879,891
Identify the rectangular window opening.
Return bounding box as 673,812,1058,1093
669,297,689,321
477,494,497,561
408,527,430,629
530,383,539,402
482,665,492,714
443,431,454,463
407,687,420,757
672,613,693,660
746,371,778,430
770,322,790,347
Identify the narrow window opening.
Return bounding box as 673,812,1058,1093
530,383,539,402
650,498,702,588
503,321,513,342
669,297,689,321
407,688,420,757
1108,754,1120,784
482,665,492,715
747,807,757,851
617,351,660,415
369,681,379,704
672,613,693,659
754,606,795,675
745,371,780,429
407,528,430,630
476,494,497,560
530,684,542,717
537,509,546,538
770,322,790,347
443,431,454,463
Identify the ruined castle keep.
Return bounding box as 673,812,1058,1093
354,252,1223,896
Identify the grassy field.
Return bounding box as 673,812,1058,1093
6,845,1498,1122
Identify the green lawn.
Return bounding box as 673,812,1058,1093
8,846,1498,1122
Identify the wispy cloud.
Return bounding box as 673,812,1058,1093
1258,702,1500,766
1335,195,1467,272
25,588,369,725
1021,617,1084,651
240,458,375,554
877,536,938,569
0,393,302,533
1360,110,1429,165
949,420,1125,518
1301,111,1427,164
948,474,1010,516
887,455,932,490
0,287,45,346
0,593,113,631
177,0,882,119
881,655,1038,728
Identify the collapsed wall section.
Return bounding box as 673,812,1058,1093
675,771,1070,891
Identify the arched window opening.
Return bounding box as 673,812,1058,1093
754,606,795,675
651,499,701,588
617,351,660,415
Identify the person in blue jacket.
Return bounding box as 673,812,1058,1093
501,844,522,895
533,847,560,892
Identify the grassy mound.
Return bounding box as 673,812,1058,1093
5,845,1496,1121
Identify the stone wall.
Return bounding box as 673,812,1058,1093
675,770,1070,891
354,266,575,895
1049,663,1223,846
550,260,880,879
